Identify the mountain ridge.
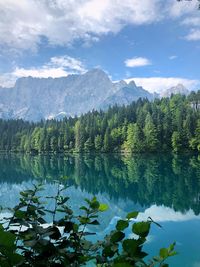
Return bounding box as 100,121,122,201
0,69,191,121
0,69,153,121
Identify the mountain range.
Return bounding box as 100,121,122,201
0,69,189,121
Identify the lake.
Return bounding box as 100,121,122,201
0,153,199,266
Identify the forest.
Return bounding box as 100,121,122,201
0,91,199,154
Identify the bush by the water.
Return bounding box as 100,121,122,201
0,182,176,267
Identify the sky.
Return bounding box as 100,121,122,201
0,0,200,93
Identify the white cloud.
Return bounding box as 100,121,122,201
182,16,200,41
49,56,86,73
125,76,199,93
137,205,200,222
125,57,152,68
0,0,163,53
169,55,177,60
182,16,200,27
13,67,69,79
185,29,200,41
0,55,86,87
0,0,199,53
0,73,17,88
167,0,198,18
166,0,200,42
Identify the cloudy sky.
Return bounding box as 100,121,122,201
0,0,200,93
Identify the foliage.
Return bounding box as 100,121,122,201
0,91,199,154
0,183,177,267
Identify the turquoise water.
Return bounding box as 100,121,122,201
0,153,199,266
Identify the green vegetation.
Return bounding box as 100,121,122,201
0,92,199,154
0,183,176,266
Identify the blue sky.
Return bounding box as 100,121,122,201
0,0,200,93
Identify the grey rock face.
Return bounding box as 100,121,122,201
100,80,153,109
0,69,153,121
161,84,189,98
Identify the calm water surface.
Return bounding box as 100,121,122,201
0,153,199,267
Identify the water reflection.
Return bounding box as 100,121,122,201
0,153,200,266
0,153,199,214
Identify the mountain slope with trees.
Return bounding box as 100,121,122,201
0,91,199,154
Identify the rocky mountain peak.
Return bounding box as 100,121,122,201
161,83,189,97
0,69,153,121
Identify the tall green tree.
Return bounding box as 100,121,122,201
123,123,143,153
143,113,159,152
74,120,85,152
190,120,200,151
95,135,103,151
103,129,111,152
172,131,182,153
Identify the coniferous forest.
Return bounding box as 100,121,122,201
0,91,199,154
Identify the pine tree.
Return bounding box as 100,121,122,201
95,135,102,151
172,131,182,153
123,123,143,153
189,120,200,151
103,129,111,152
143,113,159,152
84,137,93,152
75,120,85,152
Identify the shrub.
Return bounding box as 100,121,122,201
0,182,176,267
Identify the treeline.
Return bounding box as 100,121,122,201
0,91,199,153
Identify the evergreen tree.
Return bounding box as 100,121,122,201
172,131,182,153
103,129,111,152
190,120,200,151
143,113,159,152
84,137,94,152
95,135,103,151
75,121,85,152
123,123,143,153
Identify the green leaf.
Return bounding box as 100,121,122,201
169,242,176,252
90,200,100,210
20,191,29,197
126,211,139,220
0,230,16,247
98,203,109,212
159,248,169,259
80,206,89,212
58,196,70,205
9,253,24,265
79,216,90,224
110,231,125,243
64,222,74,233
116,220,129,231
103,245,115,258
122,239,138,255
49,226,61,240
15,210,26,219
132,221,150,238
